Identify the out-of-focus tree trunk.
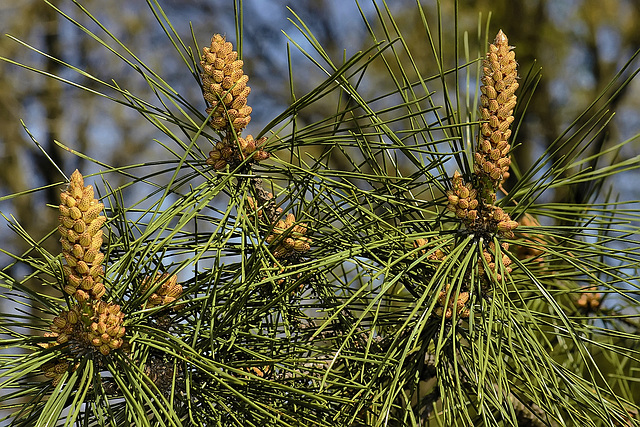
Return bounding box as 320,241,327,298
38,1,65,207
0,2,38,244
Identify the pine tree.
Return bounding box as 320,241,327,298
1,1,639,426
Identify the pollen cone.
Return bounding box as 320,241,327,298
58,170,107,302
201,34,252,133
475,29,518,202
140,273,183,310
85,301,126,356
266,213,312,258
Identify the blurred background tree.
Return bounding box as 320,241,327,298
2,0,640,257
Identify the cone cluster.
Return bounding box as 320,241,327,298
413,238,446,261
446,171,479,223
41,170,128,385
140,273,183,309
201,34,252,133
40,312,79,385
575,286,602,312
41,360,73,387
442,31,521,290
266,213,312,258
478,241,512,283
46,301,126,356
84,301,126,356
481,205,519,239
475,29,518,199
206,134,269,170
48,305,83,345
435,285,470,319
58,170,107,302
201,34,270,170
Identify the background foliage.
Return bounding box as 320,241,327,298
1,0,640,426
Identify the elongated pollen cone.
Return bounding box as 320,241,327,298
59,170,107,302
476,30,518,200
201,34,252,133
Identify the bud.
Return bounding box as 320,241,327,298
75,261,90,275
140,273,183,310
53,316,67,329
80,276,94,290
72,220,86,233
69,206,82,220
72,244,84,260
60,216,75,229
92,283,106,299
75,290,90,303
267,213,312,258
294,239,311,252
78,187,94,210
83,204,104,224
498,220,519,232
67,309,79,325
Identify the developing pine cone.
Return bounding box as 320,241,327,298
266,213,312,258
446,171,479,224
479,240,512,283
475,29,518,199
435,284,470,319
58,170,107,302
206,134,269,170
575,286,603,312
413,238,446,261
46,302,126,356
481,205,519,239
140,273,183,310
48,305,83,345
201,34,252,133
84,301,126,356
41,360,72,386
